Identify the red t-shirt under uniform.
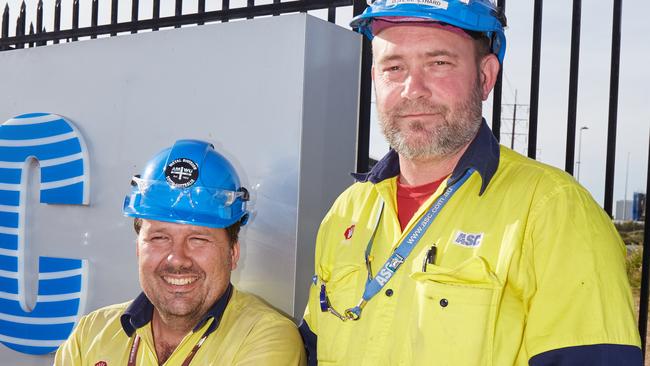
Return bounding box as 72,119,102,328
396,176,447,231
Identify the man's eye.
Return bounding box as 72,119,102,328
386,66,401,72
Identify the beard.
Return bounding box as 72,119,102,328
378,79,484,160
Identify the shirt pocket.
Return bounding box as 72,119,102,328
317,264,363,363
409,256,502,366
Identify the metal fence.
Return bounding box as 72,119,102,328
1,0,649,356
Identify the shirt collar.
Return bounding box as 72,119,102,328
352,119,500,195
120,283,233,337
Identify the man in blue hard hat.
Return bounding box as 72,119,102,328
55,140,306,365
300,0,642,365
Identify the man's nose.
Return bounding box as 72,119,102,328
166,241,193,268
401,69,431,100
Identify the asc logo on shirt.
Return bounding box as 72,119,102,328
453,231,484,248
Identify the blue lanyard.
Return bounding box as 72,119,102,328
343,169,474,320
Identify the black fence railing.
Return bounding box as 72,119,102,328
1,0,649,357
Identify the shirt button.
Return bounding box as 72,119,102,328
440,298,449,307
385,289,394,297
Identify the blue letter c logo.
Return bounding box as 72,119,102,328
0,113,89,355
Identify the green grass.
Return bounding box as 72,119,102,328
617,221,645,291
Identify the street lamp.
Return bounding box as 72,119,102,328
576,126,589,182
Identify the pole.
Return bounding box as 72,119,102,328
576,126,588,182
624,151,630,220
511,90,517,150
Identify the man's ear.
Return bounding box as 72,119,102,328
230,241,240,271
479,54,500,101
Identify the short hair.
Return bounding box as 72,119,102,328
473,35,491,62
133,218,241,247
464,30,492,63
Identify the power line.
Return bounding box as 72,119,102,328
501,89,530,152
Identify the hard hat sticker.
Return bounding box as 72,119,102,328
165,158,199,188
386,0,448,9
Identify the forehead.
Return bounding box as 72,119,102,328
372,25,475,60
140,219,225,237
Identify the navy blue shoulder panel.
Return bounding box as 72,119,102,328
120,283,233,337
529,344,642,366
298,320,318,366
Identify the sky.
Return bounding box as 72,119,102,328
2,0,649,214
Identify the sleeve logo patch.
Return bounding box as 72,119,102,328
343,224,355,240
453,231,483,248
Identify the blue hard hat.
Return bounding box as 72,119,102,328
350,0,507,63
123,139,249,228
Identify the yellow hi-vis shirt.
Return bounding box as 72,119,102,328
302,122,641,365
55,286,306,366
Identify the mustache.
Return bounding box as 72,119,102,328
389,100,449,116
157,266,202,276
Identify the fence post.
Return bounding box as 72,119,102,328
1,4,9,51
131,0,139,33
353,0,371,173
153,0,160,30
111,0,118,36
197,0,204,25
72,0,79,41
527,0,543,159
603,0,622,216
175,0,182,28
564,0,581,175
222,0,229,22
491,0,505,140
53,0,60,44
247,0,253,19
273,0,279,16
91,0,98,38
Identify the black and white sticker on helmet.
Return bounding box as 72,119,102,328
385,0,448,9
165,158,199,188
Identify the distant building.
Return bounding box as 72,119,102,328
616,193,646,221
616,200,633,221
633,193,646,221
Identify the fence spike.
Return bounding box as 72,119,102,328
19,0,25,34
1,4,9,41
36,0,42,30
14,2,24,48
36,0,44,45
28,21,33,47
